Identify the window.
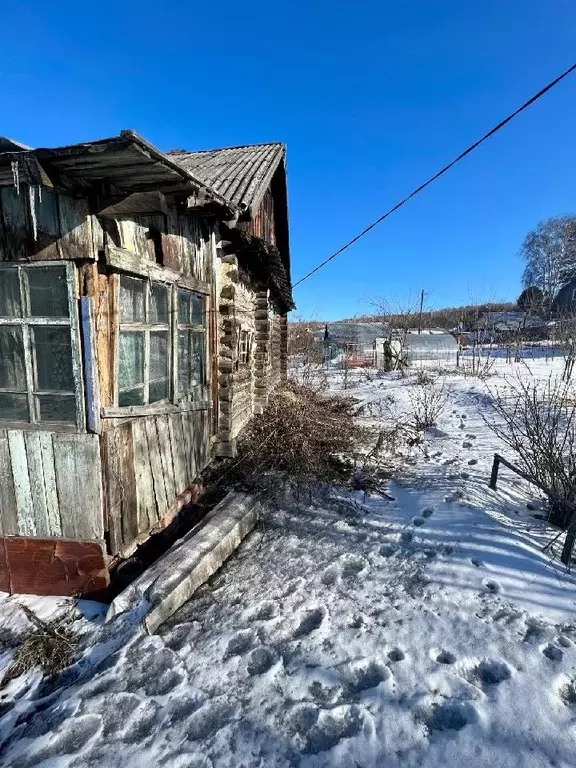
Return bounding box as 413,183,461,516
0,264,81,425
238,329,251,366
177,288,206,399
118,276,170,406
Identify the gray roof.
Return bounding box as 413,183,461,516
168,143,286,214
324,322,389,346
403,332,458,351
480,312,544,330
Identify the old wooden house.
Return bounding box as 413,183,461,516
0,130,293,596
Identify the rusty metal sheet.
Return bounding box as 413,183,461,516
3,537,108,597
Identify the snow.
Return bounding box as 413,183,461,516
2,355,576,767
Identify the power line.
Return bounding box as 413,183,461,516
292,62,576,289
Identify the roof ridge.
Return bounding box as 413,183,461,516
167,141,285,156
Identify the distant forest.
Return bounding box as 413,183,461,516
349,301,516,330
290,302,517,332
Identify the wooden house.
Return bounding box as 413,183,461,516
0,131,293,596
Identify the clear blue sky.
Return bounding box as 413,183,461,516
1,1,575,320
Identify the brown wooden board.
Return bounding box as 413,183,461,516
2,536,108,597
156,415,176,506
118,423,138,546
23,432,51,537
100,429,123,554
58,195,94,261
144,417,168,521
0,187,28,261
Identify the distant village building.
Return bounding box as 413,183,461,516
552,278,576,316
318,322,388,366
474,311,547,342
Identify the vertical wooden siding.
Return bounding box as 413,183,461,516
0,429,104,540
101,408,210,554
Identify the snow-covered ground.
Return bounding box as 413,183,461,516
2,356,576,767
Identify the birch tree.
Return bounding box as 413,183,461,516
520,216,576,307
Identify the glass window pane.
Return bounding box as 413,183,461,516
0,393,29,422
119,387,145,407
178,330,190,393
191,294,203,325
191,331,205,387
178,289,189,324
150,380,169,403
37,395,76,423
27,266,69,317
118,331,144,390
150,283,169,324
0,270,22,317
120,276,145,323
0,326,26,389
33,327,74,391
150,331,168,381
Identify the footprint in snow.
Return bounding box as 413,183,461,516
247,646,280,675
401,530,414,543
413,517,426,527
558,677,576,706
418,700,478,733
247,600,278,622
462,441,473,449
225,629,257,658
421,507,434,518
339,658,391,694
462,659,511,688
468,458,478,465
293,608,325,639
483,580,501,594
541,643,563,662
558,636,572,648
435,650,457,665
470,558,484,568
388,647,406,663
465,433,477,440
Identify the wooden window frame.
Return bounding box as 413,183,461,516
238,329,252,366
175,287,208,404
0,262,84,431
107,273,210,418
117,275,171,408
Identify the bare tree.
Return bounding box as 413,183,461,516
520,216,576,308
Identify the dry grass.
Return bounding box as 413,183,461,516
0,605,77,689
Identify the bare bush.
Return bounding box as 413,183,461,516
413,368,436,386
1,605,77,689
408,381,449,431
485,375,576,528
208,380,367,501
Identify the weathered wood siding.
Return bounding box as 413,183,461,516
238,188,276,246
0,429,104,540
100,409,210,554
0,187,97,262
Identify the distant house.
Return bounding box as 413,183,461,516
0,130,293,596
475,311,547,342
552,278,576,316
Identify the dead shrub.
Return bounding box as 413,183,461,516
485,375,576,529
210,380,367,500
0,605,77,689
408,381,449,431
413,368,436,386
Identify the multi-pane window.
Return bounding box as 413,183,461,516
239,330,251,366
177,288,206,399
0,264,81,425
118,276,171,406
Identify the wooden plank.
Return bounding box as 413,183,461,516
118,423,139,546
29,187,62,261
168,414,187,495
4,537,108,597
144,417,168,519
100,400,210,419
38,432,61,537
104,244,211,294
132,419,156,531
53,433,103,540
23,432,50,537
100,429,123,554
8,431,35,536
58,194,95,261
0,430,18,535
0,187,29,262
156,414,175,506
80,296,101,433
180,411,195,482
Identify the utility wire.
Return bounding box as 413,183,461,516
292,62,576,288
